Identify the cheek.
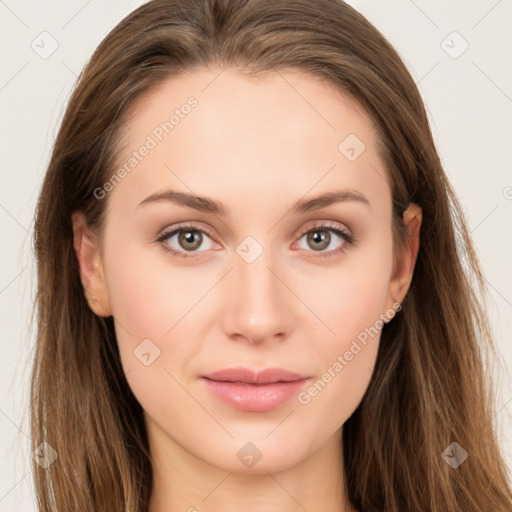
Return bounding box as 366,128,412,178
297,285,384,433
102,237,220,403
103,234,198,337
103,251,197,416
101,238,182,369
296,233,392,422
310,228,393,343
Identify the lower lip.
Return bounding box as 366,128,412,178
201,377,310,412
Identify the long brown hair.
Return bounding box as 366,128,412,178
31,0,512,510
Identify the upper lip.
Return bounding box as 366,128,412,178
202,367,309,384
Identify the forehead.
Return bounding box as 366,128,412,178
107,67,389,216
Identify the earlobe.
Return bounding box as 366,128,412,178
71,211,112,317
385,203,422,312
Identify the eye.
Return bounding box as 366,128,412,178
294,222,355,259
155,221,356,259
156,223,217,259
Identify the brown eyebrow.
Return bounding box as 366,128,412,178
138,190,229,215
292,189,370,213
137,189,370,215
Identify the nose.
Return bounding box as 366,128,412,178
220,242,295,346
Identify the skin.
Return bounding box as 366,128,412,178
72,67,421,512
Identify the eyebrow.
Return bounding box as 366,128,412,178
137,189,370,215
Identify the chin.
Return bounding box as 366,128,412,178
196,433,311,475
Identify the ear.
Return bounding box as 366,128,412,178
71,211,112,317
384,203,422,312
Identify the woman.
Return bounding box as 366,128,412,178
31,0,512,511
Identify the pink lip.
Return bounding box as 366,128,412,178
201,367,311,412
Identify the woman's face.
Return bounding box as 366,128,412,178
77,67,415,474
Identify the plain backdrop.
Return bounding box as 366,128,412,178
1,0,511,509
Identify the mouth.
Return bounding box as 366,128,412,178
200,367,311,412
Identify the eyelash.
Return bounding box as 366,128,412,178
155,222,356,260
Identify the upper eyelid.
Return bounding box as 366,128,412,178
158,221,216,240
157,220,352,241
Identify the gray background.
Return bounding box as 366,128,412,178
1,0,511,509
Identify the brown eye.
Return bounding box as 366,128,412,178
306,229,331,251
157,222,355,260
157,224,216,258
295,223,355,259
177,230,203,251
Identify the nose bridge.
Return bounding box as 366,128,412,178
222,233,292,343
238,238,277,300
